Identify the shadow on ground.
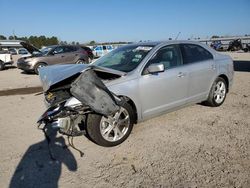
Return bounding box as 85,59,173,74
2,65,16,70
233,61,250,72
9,128,77,188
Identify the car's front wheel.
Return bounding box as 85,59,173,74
75,59,86,64
34,62,47,74
205,77,227,107
86,103,134,147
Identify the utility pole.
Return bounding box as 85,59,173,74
12,30,15,40
175,32,181,40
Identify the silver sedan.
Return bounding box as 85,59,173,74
89,41,234,146
39,41,234,147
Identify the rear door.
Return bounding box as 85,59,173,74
62,46,79,64
180,43,216,102
139,44,189,118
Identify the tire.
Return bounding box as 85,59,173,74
34,62,47,74
75,59,86,64
86,102,135,147
205,77,227,107
0,61,5,71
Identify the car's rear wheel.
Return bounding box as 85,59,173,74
86,102,134,147
34,62,47,74
205,77,227,107
75,59,86,64
0,61,5,71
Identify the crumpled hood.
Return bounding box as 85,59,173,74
39,64,89,91
39,64,126,92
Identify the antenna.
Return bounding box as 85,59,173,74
175,32,181,40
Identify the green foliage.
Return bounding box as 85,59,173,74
89,40,96,45
27,36,59,48
1,34,59,48
0,35,7,40
211,35,220,39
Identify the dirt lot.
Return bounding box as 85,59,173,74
0,58,249,187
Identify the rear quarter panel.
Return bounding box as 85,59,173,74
214,53,234,90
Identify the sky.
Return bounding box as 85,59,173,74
0,0,249,43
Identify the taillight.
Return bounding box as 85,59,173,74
81,50,88,55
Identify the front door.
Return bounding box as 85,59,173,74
139,44,189,119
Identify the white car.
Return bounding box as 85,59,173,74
0,52,13,70
92,45,114,57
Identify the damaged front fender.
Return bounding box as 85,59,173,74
70,69,121,116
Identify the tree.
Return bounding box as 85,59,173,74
211,35,220,39
9,36,15,40
89,40,96,45
0,35,7,40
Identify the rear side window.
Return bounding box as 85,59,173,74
107,46,113,50
95,46,102,51
180,44,213,64
64,46,77,53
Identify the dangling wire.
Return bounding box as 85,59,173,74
67,124,84,157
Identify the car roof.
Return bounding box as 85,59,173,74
133,40,204,46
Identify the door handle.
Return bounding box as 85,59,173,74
177,72,185,78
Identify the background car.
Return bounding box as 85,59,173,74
80,46,94,61
17,48,30,55
17,43,89,74
38,41,234,147
0,51,13,70
92,45,114,58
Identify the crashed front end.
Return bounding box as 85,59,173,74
37,64,125,137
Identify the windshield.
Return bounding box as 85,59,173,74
40,47,53,55
93,45,154,72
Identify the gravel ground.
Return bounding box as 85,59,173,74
0,62,249,188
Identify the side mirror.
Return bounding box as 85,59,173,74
147,63,165,74
49,51,55,55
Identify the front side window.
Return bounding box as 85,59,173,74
143,45,182,74
180,44,213,64
93,45,154,72
53,46,64,54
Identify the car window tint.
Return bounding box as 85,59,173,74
147,45,182,70
180,44,213,64
95,46,102,51
64,46,77,53
53,46,64,54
